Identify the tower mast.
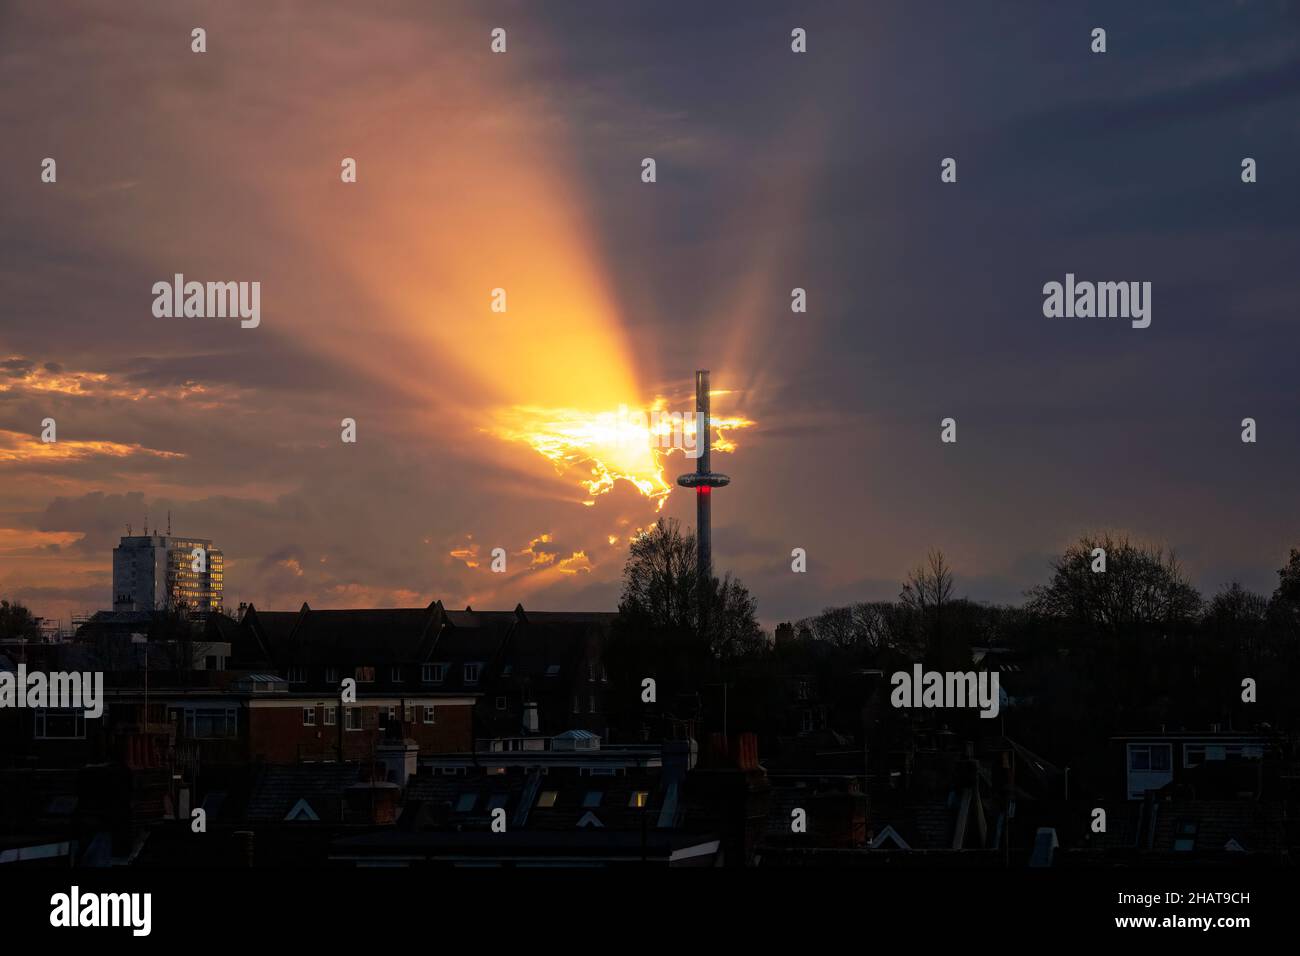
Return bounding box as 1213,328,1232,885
676,370,730,630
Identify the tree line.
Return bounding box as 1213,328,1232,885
607,522,1300,788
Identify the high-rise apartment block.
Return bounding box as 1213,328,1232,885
112,534,224,615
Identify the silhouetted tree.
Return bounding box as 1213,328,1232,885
617,518,698,632
793,601,918,657
900,548,954,616
703,574,765,662
1205,582,1269,657
1267,548,1300,636
1026,533,1201,635
616,517,762,653
900,548,967,668
607,518,765,740
804,605,856,648
0,599,39,640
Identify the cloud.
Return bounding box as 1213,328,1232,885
1,0,1296,631
0,429,184,465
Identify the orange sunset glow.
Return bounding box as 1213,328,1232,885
487,400,755,509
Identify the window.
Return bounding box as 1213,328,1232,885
546,664,561,678
184,707,238,739
455,793,477,812
582,791,602,808
588,694,598,714
391,666,403,683
422,663,447,684
463,663,481,685
1173,820,1198,852
629,792,649,808
588,662,597,682
537,790,558,808
496,696,507,711
801,710,815,733
1184,743,1260,768
404,702,416,722
325,667,339,684
501,664,513,677
386,705,397,723
1129,744,1171,772
34,708,86,740
345,707,364,731
302,707,316,726
287,666,306,684
355,666,375,684
424,706,436,724
600,665,608,684
324,706,336,726
796,680,810,700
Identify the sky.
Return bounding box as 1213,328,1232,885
1,0,1298,630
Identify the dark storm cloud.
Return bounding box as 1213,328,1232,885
1,358,36,376
37,492,148,549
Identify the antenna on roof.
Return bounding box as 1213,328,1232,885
127,523,132,536
144,511,149,536
167,510,171,535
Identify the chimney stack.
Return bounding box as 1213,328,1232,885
522,700,540,734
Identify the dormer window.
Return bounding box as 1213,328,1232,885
422,663,447,684
287,666,306,684
463,663,481,685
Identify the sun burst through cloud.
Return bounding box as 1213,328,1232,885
486,393,754,511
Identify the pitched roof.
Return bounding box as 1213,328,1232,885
238,601,613,696
1150,800,1284,854
1092,798,1285,855
403,767,665,832
243,603,443,666
244,764,366,823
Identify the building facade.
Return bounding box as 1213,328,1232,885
112,534,224,615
